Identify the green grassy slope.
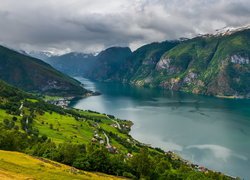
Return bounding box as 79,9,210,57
0,45,87,96
103,29,249,97
123,41,179,84
0,150,123,180
152,29,250,97
0,80,133,151
85,47,132,81
0,80,235,179
66,29,249,97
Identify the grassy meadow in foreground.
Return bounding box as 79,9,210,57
0,150,124,180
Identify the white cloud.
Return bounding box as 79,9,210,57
0,0,249,53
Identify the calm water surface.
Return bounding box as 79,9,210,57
71,77,250,179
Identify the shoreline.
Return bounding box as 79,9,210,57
44,90,101,108
67,78,242,179
128,122,238,179
66,102,237,179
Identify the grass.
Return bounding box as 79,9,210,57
0,109,13,120
0,108,132,151
43,95,64,101
0,90,138,159
100,123,127,139
26,98,39,103
0,150,124,180
0,45,86,96
34,112,94,144
125,30,250,97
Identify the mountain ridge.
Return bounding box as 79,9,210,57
0,45,88,96
84,29,250,98
28,27,250,98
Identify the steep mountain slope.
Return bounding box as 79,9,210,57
0,45,87,96
120,41,180,84
83,29,250,97
30,28,250,97
85,47,132,81
47,52,97,76
43,47,132,80
23,50,54,62
150,29,250,97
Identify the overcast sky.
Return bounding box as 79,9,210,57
0,0,250,54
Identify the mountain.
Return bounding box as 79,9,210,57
142,29,250,97
43,47,132,80
84,29,250,98
33,27,250,98
0,45,87,96
85,47,132,81
117,41,180,84
23,50,54,62
46,52,97,76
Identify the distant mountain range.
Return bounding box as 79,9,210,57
34,47,132,79
0,45,87,96
25,51,54,62
28,27,250,98
45,52,97,76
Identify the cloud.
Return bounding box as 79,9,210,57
186,144,248,161
0,0,249,53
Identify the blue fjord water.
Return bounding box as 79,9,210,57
71,77,250,179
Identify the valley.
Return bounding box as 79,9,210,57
1,1,249,179
72,77,250,179
0,45,87,96
0,27,249,179
43,28,250,98
0,77,234,179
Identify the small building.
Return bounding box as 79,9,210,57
91,138,97,142
106,145,117,154
126,153,133,158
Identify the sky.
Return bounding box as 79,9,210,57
0,0,250,54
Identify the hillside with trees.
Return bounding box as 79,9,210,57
0,45,87,96
0,80,235,179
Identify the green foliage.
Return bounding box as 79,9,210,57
0,80,234,179
0,45,87,96
124,41,179,82
47,52,97,76
0,124,30,151
129,148,154,178
69,29,250,97
87,47,132,81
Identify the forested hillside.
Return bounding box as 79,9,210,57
0,45,87,96
45,28,250,98
0,80,234,179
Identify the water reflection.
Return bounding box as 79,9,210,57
72,77,250,179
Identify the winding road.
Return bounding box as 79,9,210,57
19,102,24,117
103,131,111,147
106,115,121,130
